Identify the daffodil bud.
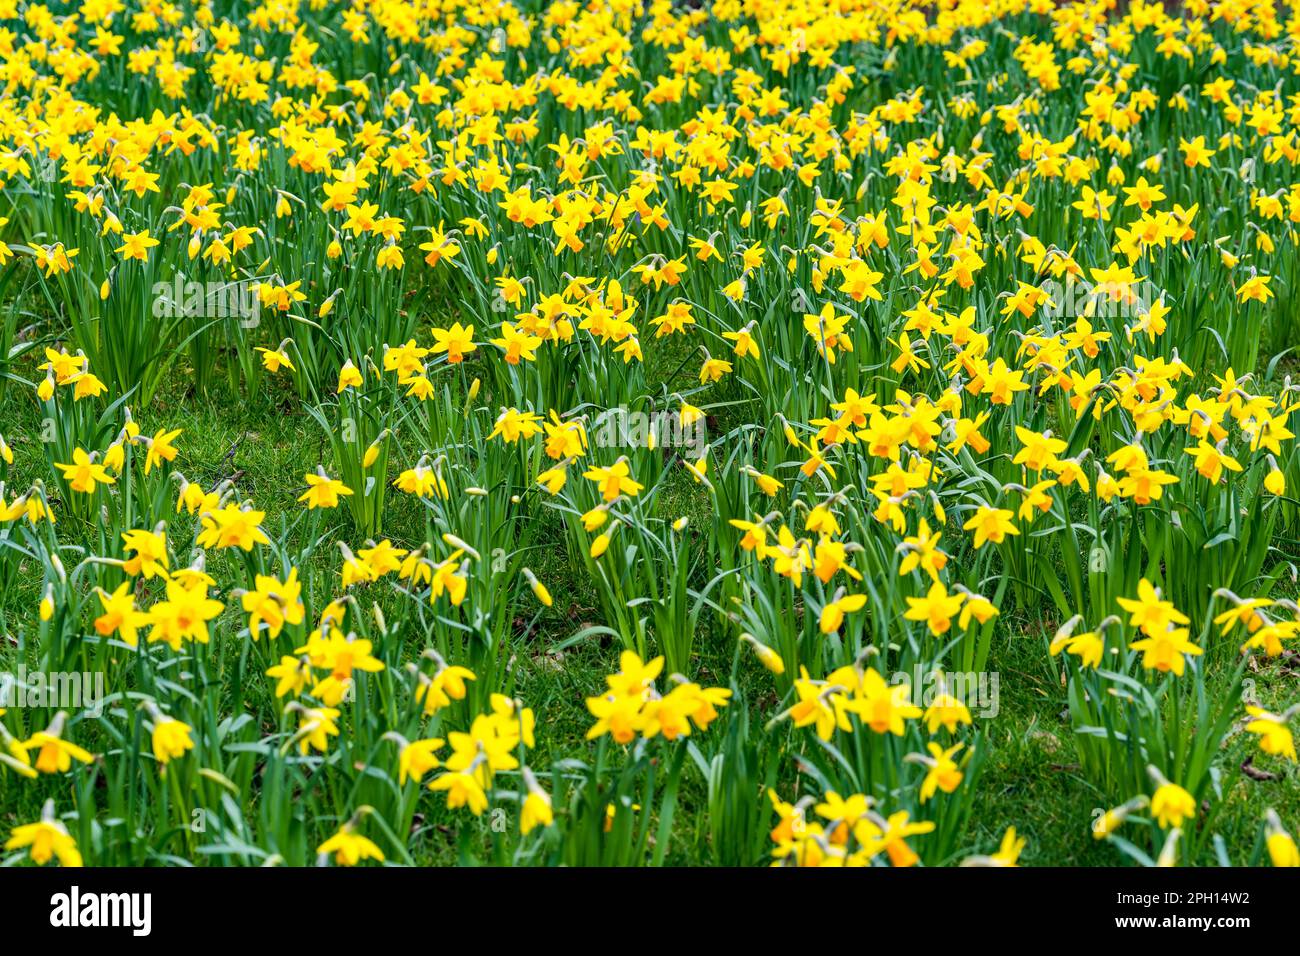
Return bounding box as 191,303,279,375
440,534,480,561
1266,467,1285,496
742,634,785,676
1156,827,1180,867
1266,810,1299,867
522,567,552,607
1092,796,1149,840
39,584,54,622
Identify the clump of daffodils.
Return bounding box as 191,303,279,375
586,652,732,743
